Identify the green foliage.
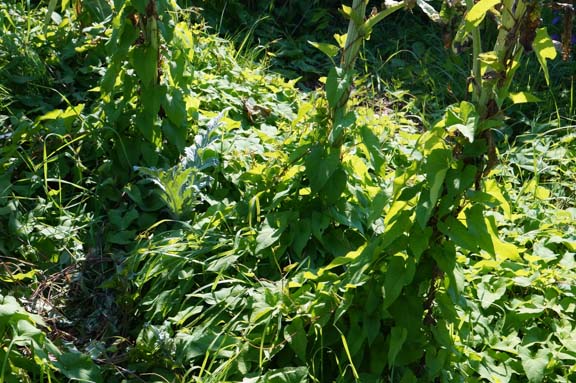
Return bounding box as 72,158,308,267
1,0,575,382
0,294,102,382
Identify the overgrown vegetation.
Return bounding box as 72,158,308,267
1,0,575,382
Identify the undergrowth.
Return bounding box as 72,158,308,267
0,0,575,382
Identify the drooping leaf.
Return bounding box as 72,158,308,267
305,146,341,194
131,46,159,87
308,41,339,61
325,66,352,110
284,317,307,362
388,326,408,366
533,27,557,86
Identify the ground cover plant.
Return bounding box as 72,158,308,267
0,0,575,382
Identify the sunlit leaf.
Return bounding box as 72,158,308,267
519,347,550,383
465,0,500,27
533,27,558,86
308,41,339,61
509,92,542,104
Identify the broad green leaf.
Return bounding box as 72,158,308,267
477,276,507,309
465,0,500,27
381,210,412,248
399,370,418,383
284,317,307,362
508,91,542,104
162,120,187,152
135,110,161,145
383,255,415,309
254,367,309,383
131,46,159,87
55,352,103,383
431,242,456,274
519,347,550,383
324,244,367,271
44,0,57,32
388,326,408,366
408,225,432,260
0,269,36,282
305,146,340,194
485,215,522,261
478,51,502,69
447,101,479,142
416,188,433,228
485,179,511,219
340,4,363,24
325,66,352,110
329,111,356,146
424,148,451,209
439,216,478,252
162,88,187,127
465,204,494,255
533,27,557,86
255,222,282,253
308,41,339,60
340,4,353,18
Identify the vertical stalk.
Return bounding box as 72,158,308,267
329,0,368,149
467,0,482,105
341,0,368,74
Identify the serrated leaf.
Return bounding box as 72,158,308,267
533,27,557,86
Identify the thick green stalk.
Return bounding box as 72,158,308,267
341,0,368,74
329,0,368,148
467,0,482,105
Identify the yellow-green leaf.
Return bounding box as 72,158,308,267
308,41,340,60
334,33,347,49
465,0,500,27
508,92,542,104
533,27,557,85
